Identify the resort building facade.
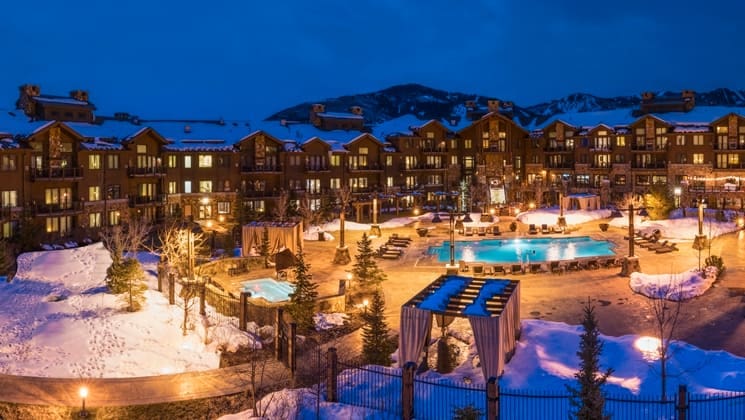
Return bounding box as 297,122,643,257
1,85,744,241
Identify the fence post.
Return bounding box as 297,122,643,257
402,362,416,420
199,279,207,316
157,262,164,292
677,384,688,420
326,347,338,402
239,291,249,331
289,322,297,376
487,376,499,420
168,273,175,305
275,308,282,361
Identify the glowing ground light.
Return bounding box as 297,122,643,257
634,336,661,361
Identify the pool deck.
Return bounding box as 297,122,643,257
215,216,745,358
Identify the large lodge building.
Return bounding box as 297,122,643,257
1,84,745,241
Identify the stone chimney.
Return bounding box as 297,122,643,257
69,90,89,102
21,84,40,97
310,104,325,127
641,92,655,102
487,100,500,113
349,106,363,116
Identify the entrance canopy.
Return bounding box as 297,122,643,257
561,193,600,212
242,221,304,257
399,275,520,380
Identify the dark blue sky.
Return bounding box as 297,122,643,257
3,1,744,119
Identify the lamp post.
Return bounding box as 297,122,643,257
79,386,89,418
620,203,644,276
693,198,708,270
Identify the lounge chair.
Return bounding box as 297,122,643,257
639,237,661,248
655,243,679,253
477,226,487,236
528,224,538,234
530,263,544,274
390,233,412,242
586,259,600,270
492,225,501,236
633,233,656,245
645,240,669,251
472,264,485,276
552,225,564,234
623,229,643,240
458,260,469,272
493,265,506,275
464,226,474,236
549,261,562,274
541,224,550,234
511,264,524,274
380,252,400,260
566,260,580,271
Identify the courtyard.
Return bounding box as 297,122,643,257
259,213,745,358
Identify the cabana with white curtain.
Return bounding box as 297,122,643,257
399,275,521,380
561,192,601,213
242,220,304,257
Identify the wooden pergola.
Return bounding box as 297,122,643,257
399,275,521,380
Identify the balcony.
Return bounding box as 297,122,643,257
28,201,84,215
399,164,448,171
241,190,279,198
544,146,574,152
631,162,667,169
348,164,382,172
30,167,83,181
713,162,745,170
422,147,449,153
127,166,167,177
129,195,166,207
304,164,330,172
546,162,574,169
240,165,283,174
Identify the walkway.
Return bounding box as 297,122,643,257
0,359,287,407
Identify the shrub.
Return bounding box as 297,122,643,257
509,221,517,232
705,255,725,276
452,404,484,420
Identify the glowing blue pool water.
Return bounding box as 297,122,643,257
241,278,295,303
429,236,616,264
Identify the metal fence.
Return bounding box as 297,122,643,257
327,351,745,419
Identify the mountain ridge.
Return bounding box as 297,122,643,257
266,84,745,128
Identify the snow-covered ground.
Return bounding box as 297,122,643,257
0,208,742,418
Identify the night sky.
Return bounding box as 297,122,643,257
2,0,744,119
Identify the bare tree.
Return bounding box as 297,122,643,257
533,178,546,208
179,280,200,335
239,348,293,418
298,195,323,233
100,219,151,264
645,280,684,401
616,193,642,212
154,221,207,278
273,189,290,222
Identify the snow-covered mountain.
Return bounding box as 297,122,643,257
266,84,745,128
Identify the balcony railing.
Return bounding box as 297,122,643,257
631,162,667,169
28,201,84,215
30,167,83,181
304,164,330,172
240,165,283,173
129,195,166,207
421,147,449,153
127,166,167,177
713,162,745,169
241,190,280,198
348,164,382,172
399,164,448,171
544,146,574,152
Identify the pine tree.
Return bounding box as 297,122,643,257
566,298,613,419
352,233,387,293
361,289,393,365
106,257,147,312
287,250,318,331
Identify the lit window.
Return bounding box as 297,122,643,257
184,155,192,168
198,155,212,168
88,154,101,169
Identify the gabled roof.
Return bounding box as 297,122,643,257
33,95,96,109
345,132,385,148
629,114,672,128
235,130,284,148
122,126,169,146
28,121,84,141
710,112,745,127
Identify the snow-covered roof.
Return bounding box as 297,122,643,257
33,95,93,107
317,111,364,120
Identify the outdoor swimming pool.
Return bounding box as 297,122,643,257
241,278,295,303
428,236,616,264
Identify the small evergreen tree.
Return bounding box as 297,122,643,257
15,216,43,253
361,289,394,365
106,257,147,312
352,233,387,293
566,298,613,419
287,250,318,331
